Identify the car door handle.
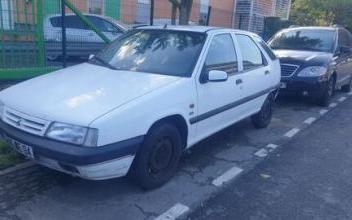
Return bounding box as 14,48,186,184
265,70,270,75
236,79,243,85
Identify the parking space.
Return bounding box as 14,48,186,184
1,91,350,220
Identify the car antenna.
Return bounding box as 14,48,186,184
163,23,168,29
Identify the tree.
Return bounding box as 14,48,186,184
168,0,194,25
290,0,352,31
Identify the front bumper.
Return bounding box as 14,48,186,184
280,76,328,98
0,120,143,180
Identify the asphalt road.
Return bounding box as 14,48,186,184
189,94,352,220
1,91,352,220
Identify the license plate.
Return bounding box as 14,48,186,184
280,82,287,89
3,135,34,159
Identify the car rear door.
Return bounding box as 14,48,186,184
194,33,244,140
234,34,274,113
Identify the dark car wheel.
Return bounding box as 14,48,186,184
318,77,335,107
132,123,182,190
341,78,352,93
251,96,273,129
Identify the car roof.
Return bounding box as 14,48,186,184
282,26,338,32
137,25,259,36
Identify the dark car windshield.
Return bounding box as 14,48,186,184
269,29,336,52
92,29,206,77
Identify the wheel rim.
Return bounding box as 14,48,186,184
149,137,174,176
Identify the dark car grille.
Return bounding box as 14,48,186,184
280,64,300,77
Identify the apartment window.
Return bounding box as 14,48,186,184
88,0,104,15
1,0,14,30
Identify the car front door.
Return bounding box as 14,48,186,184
64,15,91,42
194,33,244,140
234,34,273,113
335,29,352,87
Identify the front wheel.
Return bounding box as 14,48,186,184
251,96,273,129
318,77,335,107
132,123,182,190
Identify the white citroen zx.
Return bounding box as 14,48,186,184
0,26,280,189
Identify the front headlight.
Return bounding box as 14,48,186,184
297,66,327,77
45,122,98,147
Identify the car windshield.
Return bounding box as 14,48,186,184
269,29,335,52
92,29,206,77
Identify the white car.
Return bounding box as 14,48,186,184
44,14,127,60
0,26,280,189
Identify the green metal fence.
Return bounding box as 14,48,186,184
0,0,57,81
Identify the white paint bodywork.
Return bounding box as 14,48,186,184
0,27,280,180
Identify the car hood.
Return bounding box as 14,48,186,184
0,63,181,126
274,49,333,65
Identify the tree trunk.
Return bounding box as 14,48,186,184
171,4,177,25
179,0,193,25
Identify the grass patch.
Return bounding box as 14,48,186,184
0,141,24,170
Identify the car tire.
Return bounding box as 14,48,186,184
341,78,352,93
251,96,273,129
318,77,335,107
132,123,182,190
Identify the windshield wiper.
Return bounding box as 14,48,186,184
89,57,117,70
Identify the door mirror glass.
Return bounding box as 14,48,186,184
89,54,95,60
208,70,228,82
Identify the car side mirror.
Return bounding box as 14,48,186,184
208,70,228,82
88,54,95,60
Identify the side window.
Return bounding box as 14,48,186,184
66,16,85,29
87,16,105,31
204,34,238,75
50,16,85,29
236,34,264,70
102,20,121,33
338,29,350,47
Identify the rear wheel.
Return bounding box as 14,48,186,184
251,96,273,129
318,77,335,107
132,123,182,190
341,78,352,93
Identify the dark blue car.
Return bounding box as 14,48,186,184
269,26,352,106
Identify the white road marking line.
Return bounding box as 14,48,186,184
254,148,268,158
319,109,329,115
329,102,338,108
155,203,190,220
338,97,347,102
212,166,243,187
284,128,300,138
304,117,316,125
